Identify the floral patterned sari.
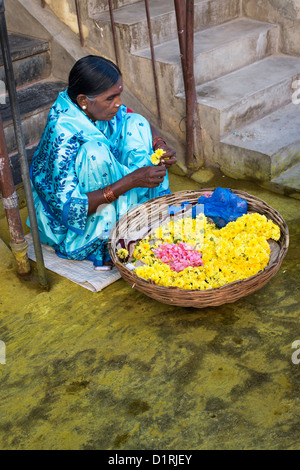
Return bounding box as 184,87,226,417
28,90,170,266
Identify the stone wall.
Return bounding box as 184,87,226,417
43,0,89,39
42,0,119,60
243,0,300,55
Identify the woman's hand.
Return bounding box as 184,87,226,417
131,165,167,188
87,165,166,214
156,143,177,169
150,124,177,169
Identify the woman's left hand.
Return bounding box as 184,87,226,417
157,144,177,169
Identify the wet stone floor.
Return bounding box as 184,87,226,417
0,173,299,450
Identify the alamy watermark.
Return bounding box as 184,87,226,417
0,340,5,365
95,196,205,246
292,80,300,105
291,340,300,365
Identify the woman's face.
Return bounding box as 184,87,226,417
78,77,123,122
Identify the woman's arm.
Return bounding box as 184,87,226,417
86,122,175,215
86,165,167,214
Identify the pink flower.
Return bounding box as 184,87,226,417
153,242,203,272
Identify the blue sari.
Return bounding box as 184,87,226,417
28,90,171,266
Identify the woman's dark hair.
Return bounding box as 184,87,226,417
67,55,122,104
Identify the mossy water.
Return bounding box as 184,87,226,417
0,173,299,450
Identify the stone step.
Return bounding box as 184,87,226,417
268,163,300,197
190,54,300,139
89,0,140,16
134,18,279,93
219,102,300,184
9,143,37,186
0,34,51,89
94,0,241,52
1,78,67,154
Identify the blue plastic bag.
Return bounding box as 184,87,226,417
197,187,247,227
167,188,247,228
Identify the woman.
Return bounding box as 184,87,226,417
28,55,176,269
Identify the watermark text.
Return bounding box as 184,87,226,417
292,80,300,105
0,340,5,365
291,340,300,364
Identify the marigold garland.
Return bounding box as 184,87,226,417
151,148,166,165
131,212,280,290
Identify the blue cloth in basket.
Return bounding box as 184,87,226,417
168,187,247,228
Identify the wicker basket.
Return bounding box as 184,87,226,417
108,189,289,307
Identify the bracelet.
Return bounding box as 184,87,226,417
152,136,167,150
103,185,117,203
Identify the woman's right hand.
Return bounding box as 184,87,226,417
87,165,167,214
130,165,167,188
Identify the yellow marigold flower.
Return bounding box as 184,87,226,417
154,148,166,157
117,248,129,261
151,154,161,165
132,212,281,290
151,148,166,165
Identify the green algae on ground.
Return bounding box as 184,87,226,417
0,173,299,450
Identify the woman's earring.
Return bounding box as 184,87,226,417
82,105,87,110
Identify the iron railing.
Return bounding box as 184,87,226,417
0,0,49,288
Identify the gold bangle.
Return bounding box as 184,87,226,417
103,185,117,203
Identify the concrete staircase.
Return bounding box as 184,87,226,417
91,0,300,197
0,34,66,185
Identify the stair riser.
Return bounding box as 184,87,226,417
0,51,51,90
116,16,177,54
220,75,300,137
194,26,279,86
9,145,36,186
132,24,279,102
89,0,139,16
218,140,300,183
271,145,300,178
3,108,50,155
98,0,241,52
216,144,272,182
195,0,241,29
268,162,300,196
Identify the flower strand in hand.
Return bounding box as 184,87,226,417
151,148,166,165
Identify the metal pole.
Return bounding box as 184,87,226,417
0,115,31,275
187,0,203,169
0,0,48,288
108,0,120,67
75,0,85,47
185,0,195,169
144,0,162,128
174,0,187,90
174,0,202,170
